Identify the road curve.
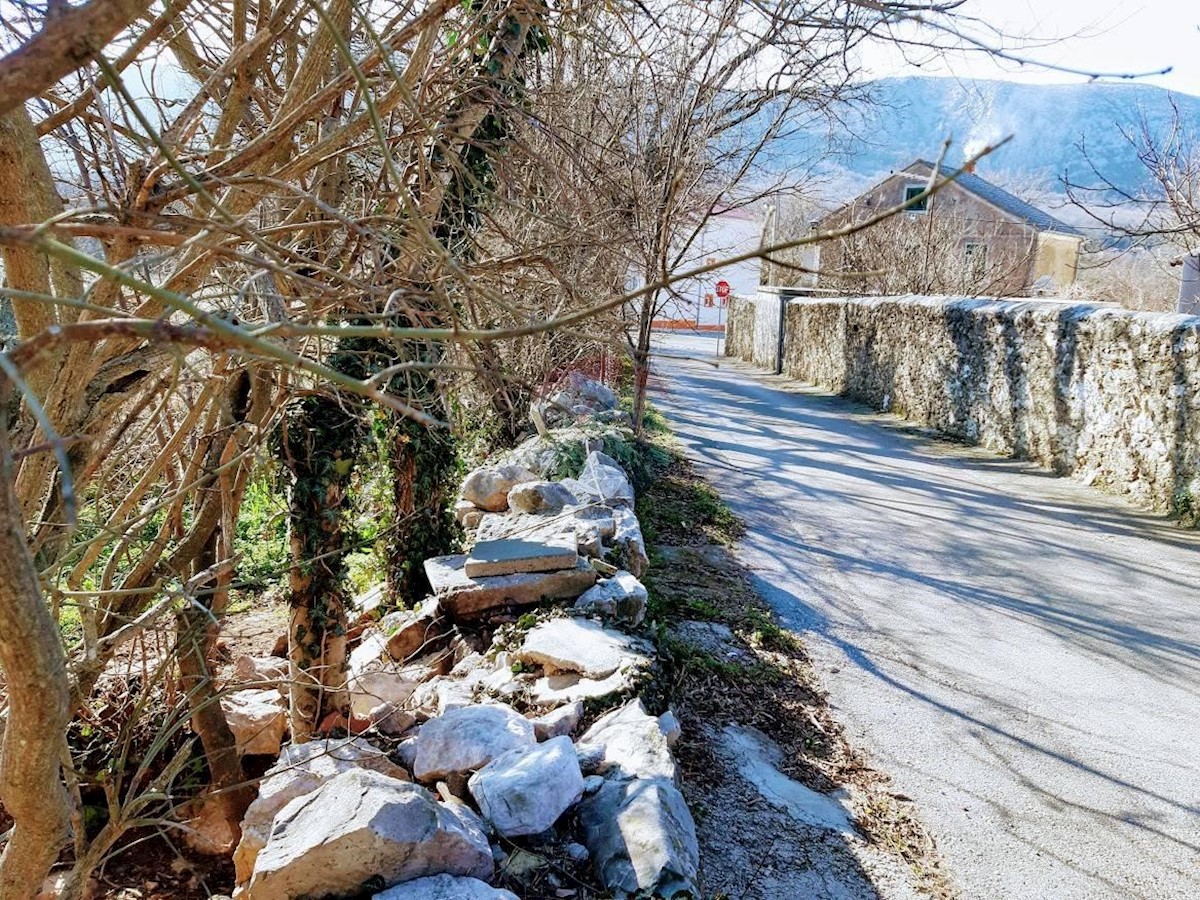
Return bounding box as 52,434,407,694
651,333,1200,900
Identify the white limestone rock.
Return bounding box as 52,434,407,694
467,735,585,837
578,776,700,899
221,689,287,757
424,554,596,620
454,498,480,525
231,655,289,693
461,464,538,512
517,618,653,679
347,630,450,717
574,571,648,626
243,769,492,899
530,701,584,740
575,699,678,782
412,703,536,783
373,875,518,900
610,506,648,578
565,451,634,508
528,667,642,707
233,737,408,884
507,480,578,514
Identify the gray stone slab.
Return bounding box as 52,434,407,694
424,554,596,620
464,537,577,578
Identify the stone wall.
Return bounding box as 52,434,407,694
725,296,755,361
726,294,1200,515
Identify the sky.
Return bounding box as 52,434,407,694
861,0,1199,96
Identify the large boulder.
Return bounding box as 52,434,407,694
221,689,288,756
574,571,648,626
424,554,596,620
517,618,653,680
243,769,492,899
234,737,408,884
373,876,518,900
561,451,634,508
575,699,678,782
461,464,538,512
578,776,700,899
507,480,577,514
467,735,584,837
412,703,536,783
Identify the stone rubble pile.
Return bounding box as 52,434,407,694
230,373,700,899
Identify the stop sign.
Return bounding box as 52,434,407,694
715,280,731,299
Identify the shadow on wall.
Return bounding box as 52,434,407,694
727,295,1200,520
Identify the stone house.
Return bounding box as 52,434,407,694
813,159,1084,297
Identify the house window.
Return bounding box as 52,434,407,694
903,184,928,212
964,241,987,278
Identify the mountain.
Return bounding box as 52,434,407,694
776,76,1200,207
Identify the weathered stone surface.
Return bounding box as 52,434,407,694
493,429,599,478
574,571,648,625
658,710,682,748
474,510,578,545
243,770,492,899
221,689,287,756
534,374,618,427
464,537,578,578
373,875,518,900
517,618,653,679
610,507,648,578
409,676,478,717
468,735,585,837
461,464,538,512
575,699,678,782
231,655,288,692
386,598,449,662
424,554,596,620
579,776,700,899
528,668,640,707
412,703,536,782
507,480,578,514
564,451,634,508
531,701,583,740
348,631,451,718
454,498,480,525
234,737,408,884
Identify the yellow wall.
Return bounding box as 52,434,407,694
1033,233,1081,289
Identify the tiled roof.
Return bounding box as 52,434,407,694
910,160,1083,237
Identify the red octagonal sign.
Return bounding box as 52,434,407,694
715,279,731,299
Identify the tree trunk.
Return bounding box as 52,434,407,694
174,532,253,844
0,386,71,899
630,294,655,436
279,391,365,740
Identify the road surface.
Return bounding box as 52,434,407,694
651,332,1200,900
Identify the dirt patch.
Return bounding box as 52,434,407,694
639,444,954,899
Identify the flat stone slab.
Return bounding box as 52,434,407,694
425,554,596,620
465,537,577,578
517,618,653,679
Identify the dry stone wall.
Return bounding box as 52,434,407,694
726,294,1200,515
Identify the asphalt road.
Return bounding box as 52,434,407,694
651,332,1200,900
